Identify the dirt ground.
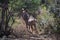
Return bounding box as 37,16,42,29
0,17,59,40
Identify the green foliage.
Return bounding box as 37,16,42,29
1,0,60,34
37,5,55,33
9,0,41,13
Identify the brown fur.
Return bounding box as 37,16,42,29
27,20,38,33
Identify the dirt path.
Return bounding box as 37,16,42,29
3,17,57,40
0,34,57,40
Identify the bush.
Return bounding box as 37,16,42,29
36,5,55,34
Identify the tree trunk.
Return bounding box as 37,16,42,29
0,0,9,37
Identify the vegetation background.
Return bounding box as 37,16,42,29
0,0,60,40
